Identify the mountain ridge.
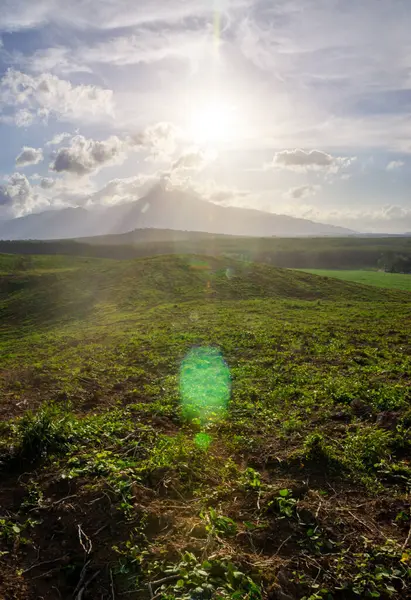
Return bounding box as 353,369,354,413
0,187,355,240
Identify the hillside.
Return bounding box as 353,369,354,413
0,187,354,240
1,254,411,600
1,254,409,328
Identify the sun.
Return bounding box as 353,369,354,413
188,99,237,146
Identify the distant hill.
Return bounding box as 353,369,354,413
0,186,355,240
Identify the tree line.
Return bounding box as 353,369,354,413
1,238,411,271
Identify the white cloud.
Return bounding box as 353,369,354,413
0,173,49,217
15,146,44,167
50,135,126,176
268,149,354,173
74,28,214,67
50,123,179,176
18,47,92,75
386,160,404,171
0,0,244,33
88,174,159,206
14,108,35,127
282,203,411,234
284,184,321,200
39,177,55,189
129,122,179,159
167,173,253,207
171,149,212,172
46,132,71,146
0,69,114,126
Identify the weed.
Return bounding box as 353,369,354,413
201,507,237,537
272,489,297,518
21,482,44,511
160,552,262,600
344,427,392,472
17,404,74,460
303,433,340,470
239,467,262,491
0,517,40,546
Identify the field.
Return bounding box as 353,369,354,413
1,253,411,599
299,270,411,292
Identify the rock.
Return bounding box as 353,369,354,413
331,411,351,422
376,411,400,430
351,399,373,418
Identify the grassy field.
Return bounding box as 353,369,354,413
300,269,411,292
1,254,411,599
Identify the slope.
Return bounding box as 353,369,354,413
1,253,411,600
1,253,409,329
0,187,355,240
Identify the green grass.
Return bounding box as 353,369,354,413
299,268,411,291
1,253,411,599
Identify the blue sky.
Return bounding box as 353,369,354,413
1,0,411,232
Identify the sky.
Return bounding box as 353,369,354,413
1,0,411,233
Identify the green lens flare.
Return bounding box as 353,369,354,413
194,432,212,450
180,346,231,426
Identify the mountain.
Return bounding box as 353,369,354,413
0,185,355,240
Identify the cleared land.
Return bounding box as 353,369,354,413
299,269,411,292
1,254,411,599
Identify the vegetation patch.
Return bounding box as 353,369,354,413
1,253,411,598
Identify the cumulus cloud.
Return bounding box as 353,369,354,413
88,174,159,206
46,132,71,146
171,149,210,172
386,160,404,171
0,69,114,126
284,185,321,200
0,173,49,217
50,135,126,176
39,177,56,189
15,146,44,167
130,122,179,158
268,149,354,173
50,123,179,176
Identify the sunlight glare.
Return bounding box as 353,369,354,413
188,99,238,145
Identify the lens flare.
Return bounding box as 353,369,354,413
194,432,212,450
179,346,231,428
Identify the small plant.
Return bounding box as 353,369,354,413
201,507,237,537
240,467,261,491
274,489,297,518
0,517,40,546
331,539,411,598
344,427,392,472
154,552,262,600
21,482,44,510
304,433,332,463
17,404,74,460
